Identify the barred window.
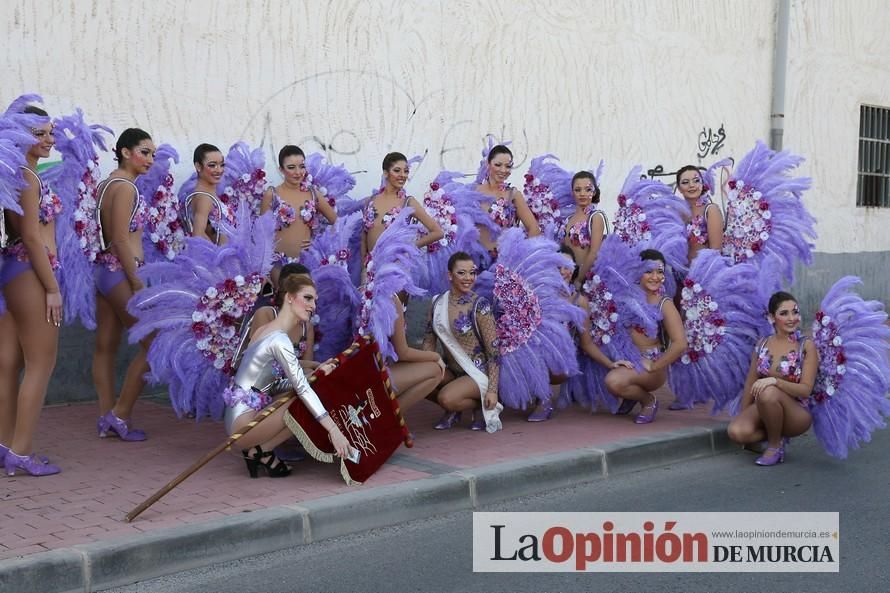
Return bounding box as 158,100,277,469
858,105,890,207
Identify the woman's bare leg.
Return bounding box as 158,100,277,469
103,280,150,420
437,376,482,412
93,291,122,414
388,361,441,413
4,271,59,455
0,313,23,444
755,387,813,448
727,404,767,445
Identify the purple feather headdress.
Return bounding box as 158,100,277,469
305,152,356,227
356,209,425,362
302,212,363,361
127,205,276,420
41,109,114,328
809,276,890,459
525,154,605,220
219,141,266,217
668,250,770,411
494,228,584,409
722,141,815,286
138,144,184,262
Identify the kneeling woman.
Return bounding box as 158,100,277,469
727,291,816,466
224,274,351,477
604,249,687,424
423,252,502,432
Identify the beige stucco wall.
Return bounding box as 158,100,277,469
3,0,888,253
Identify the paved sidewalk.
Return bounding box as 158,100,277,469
1,389,732,592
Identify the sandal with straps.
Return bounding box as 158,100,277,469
241,445,292,478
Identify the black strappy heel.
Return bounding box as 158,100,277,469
241,445,292,478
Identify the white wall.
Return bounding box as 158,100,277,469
3,0,887,253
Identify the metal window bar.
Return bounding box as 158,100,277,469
857,105,890,207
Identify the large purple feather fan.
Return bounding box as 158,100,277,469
128,205,276,420
701,157,734,204
809,276,890,459
450,182,500,269
416,170,473,294
139,144,184,263
722,141,815,286
494,228,583,409
219,141,266,217
305,152,356,206
613,165,690,280
357,209,426,362
585,236,660,372
42,109,113,328
0,128,34,214
302,212,362,361
668,250,770,411
562,354,616,413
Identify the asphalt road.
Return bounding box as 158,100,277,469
106,429,889,593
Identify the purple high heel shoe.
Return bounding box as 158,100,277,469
0,443,49,464
755,446,785,466
527,397,554,422
634,398,659,424
668,401,693,411
4,451,61,477
433,411,462,430
97,411,147,442
469,412,486,431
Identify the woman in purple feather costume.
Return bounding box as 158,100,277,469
360,152,443,282
676,159,732,261
422,251,503,432
605,249,688,425
181,143,229,245
90,128,156,443
452,141,540,271
726,291,816,466
0,97,63,476
260,145,338,286
557,170,609,291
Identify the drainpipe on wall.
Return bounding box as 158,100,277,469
770,0,791,150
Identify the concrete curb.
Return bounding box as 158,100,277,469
0,422,730,593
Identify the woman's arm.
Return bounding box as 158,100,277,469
390,297,442,363
578,214,606,285
108,183,143,290
14,172,61,323
316,190,338,225
190,194,215,243
475,298,501,407
406,197,444,248
421,303,438,352
774,339,818,399
259,187,273,215
739,348,760,410
648,300,688,371
511,189,540,237
706,205,724,250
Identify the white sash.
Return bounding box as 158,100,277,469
432,291,503,433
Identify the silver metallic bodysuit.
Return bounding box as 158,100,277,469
223,330,328,434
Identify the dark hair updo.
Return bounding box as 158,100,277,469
23,105,48,117
675,165,703,187
487,144,513,163
278,145,305,168
115,128,152,162
447,251,474,272
768,291,797,316
193,143,221,165
571,170,601,204
382,152,408,171
640,249,666,265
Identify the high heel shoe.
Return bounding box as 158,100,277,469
433,411,461,430
634,398,659,424
615,398,637,415
0,443,49,464
97,411,147,442
469,412,486,431
241,445,291,478
4,450,61,477
527,397,554,422
755,446,785,466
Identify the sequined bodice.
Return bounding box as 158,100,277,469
757,337,804,383
686,198,712,246
363,193,408,232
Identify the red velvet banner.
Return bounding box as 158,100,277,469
285,338,410,484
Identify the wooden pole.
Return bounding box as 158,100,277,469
125,341,361,523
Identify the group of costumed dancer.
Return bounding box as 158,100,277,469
2,94,889,481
